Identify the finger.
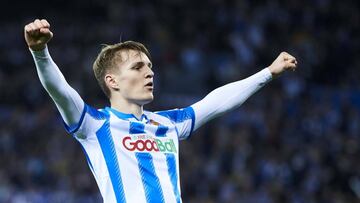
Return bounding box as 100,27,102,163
287,54,295,59
39,28,50,34
32,24,42,36
286,62,297,70
40,19,50,28
31,22,39,30
284,55,291,62
286,57,297,65
39,28,53,38
34,19,43,29
40,28,54,38
28,23,38,34
281,52,294,60
287,58,296,63
281,51,288,56
24,25,31,33
281,51,290,57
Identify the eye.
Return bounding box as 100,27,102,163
132,65,141,70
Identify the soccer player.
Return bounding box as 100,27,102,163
24,19,297,203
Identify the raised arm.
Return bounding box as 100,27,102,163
191,52,297,130
24,19,84,128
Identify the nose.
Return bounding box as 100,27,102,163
145,67,154,78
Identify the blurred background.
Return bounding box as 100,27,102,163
1,0,359,202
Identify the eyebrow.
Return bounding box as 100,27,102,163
132,61,152,68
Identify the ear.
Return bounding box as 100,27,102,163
105,74,120,91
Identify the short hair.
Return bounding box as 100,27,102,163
93,41,151,98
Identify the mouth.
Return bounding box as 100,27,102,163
145,81,154,90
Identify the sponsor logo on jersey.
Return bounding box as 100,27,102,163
122,134,177,153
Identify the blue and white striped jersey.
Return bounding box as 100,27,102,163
31,46,273,203
65,104,195,203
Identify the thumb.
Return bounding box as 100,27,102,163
285,62,296,70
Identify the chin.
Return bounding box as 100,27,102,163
137,95,154,105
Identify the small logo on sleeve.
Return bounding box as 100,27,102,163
122,135,177,153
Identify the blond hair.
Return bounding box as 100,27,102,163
93,41,151,98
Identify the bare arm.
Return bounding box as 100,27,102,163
25,19,84,127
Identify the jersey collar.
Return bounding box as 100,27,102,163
105,107,149,122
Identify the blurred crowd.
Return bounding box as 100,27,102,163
0,0,359,202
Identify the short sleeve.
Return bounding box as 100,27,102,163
63,104,108,140
155,106,195,140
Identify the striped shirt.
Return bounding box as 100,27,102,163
31,46,272,203
66,105,195,203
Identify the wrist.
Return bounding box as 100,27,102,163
29,44,46,51
263,67,274,80
267,66,278,78
30,45,49,58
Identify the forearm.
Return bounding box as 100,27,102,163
191,68,272,130
31,46,84,126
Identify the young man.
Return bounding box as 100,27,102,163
24,19,297,203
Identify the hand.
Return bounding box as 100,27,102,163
267,52,298,77
24,19,53,51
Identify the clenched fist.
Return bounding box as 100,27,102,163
24,19,53,51
268,52,298,77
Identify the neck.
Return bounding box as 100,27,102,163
110,97,144,120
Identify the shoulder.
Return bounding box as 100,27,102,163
152,106,195,123
66,104,109,138
84,104,110,120
144,111,171,124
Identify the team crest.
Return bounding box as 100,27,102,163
149,119,161,126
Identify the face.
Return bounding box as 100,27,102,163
108,49,154,105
